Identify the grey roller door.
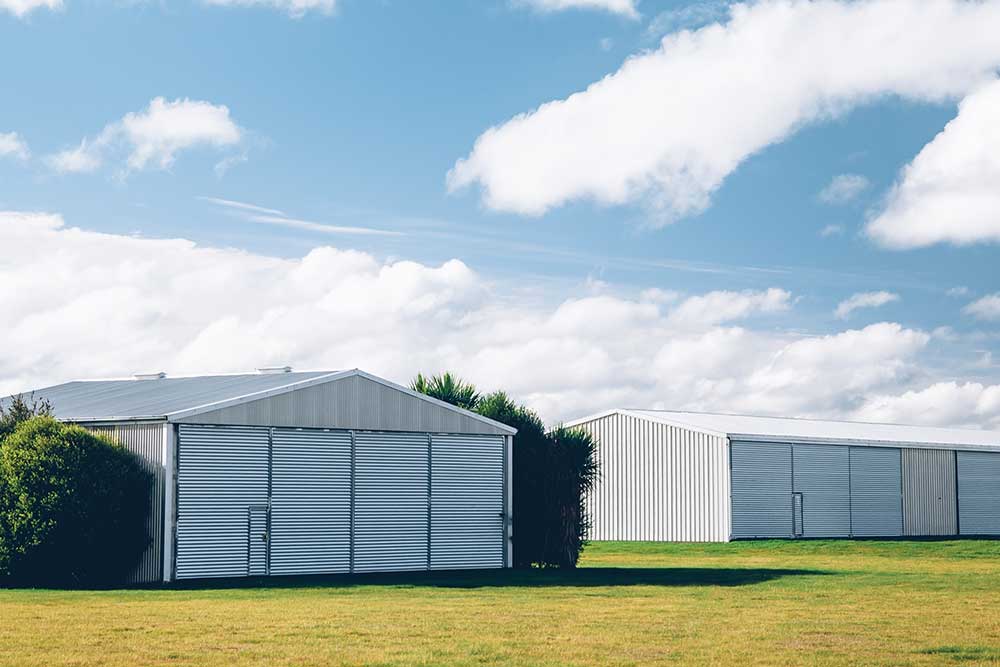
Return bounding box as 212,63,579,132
353,431,429,572
731,441,792,538
793,444,851,538
430,434,505,570
850,446,902,537
902,449,957,536
269,428,352,576
175,425,270,579
958,451,1000,535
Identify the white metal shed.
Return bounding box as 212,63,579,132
565,409,1000,543
5,369,515,583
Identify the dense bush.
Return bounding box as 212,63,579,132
0,417,152,586
414,374,599,568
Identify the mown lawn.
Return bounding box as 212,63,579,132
2,540,999,666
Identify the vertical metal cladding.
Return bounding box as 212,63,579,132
576,413,731,542
429,434,505,570
792,444,851,538
957,451,1000,535
175,425,270,579
849,446,902,537
83,422,166,584
269,428,352,575
352,431,429,572
731,441,793,539
902,449,958,536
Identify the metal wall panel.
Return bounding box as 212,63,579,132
793,444,851,538
184,374,508,435
83,422,166,584
430,434,505,570
902,449,958,536
269,429,352,576
175,425,270,579
573,413,731,542
849,446,902,537
957,451,1000,535
352,431,429,572
731,441,793,538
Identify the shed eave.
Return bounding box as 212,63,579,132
729,432,1000,453
61,415,167,424
563,409,729,439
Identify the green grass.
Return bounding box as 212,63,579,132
2,540,1000,666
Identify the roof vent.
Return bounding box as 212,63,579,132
257,366,293,374
134,372,167,381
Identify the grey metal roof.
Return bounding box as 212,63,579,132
2,371,341,421
1,369,516,434
565,409,1000,452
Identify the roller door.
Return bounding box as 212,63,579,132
269,429,352,576
850,446,902,537
793,444,851,538
902,449,957,536
353,431,429,572
430,434,505,570
175,425,270,579
731,441,792,538
958,451,1000,535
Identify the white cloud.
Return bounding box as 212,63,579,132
947,286,970,297
0,0,61,17
0,132,30,161
47,98,242,176
513,0,638,18
855,382,1000,429
834,291,900,319
820,224,844,238
449,0,1000,223
818,173,870,204
667,287,791,328
202,0,334,17
645,0,731,38
867,78,1000,249
2,211,977,427
201,196,400,236
964,294,1000,321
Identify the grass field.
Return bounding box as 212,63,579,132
2,540,999,666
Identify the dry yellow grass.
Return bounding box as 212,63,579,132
2,540,999,666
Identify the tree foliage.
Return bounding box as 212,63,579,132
413,375,599,568
0,417,152,586
410,372,481,411
0,393,52,442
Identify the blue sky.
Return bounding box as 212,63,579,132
2,0,1000,426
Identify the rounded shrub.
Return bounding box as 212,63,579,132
0,417,152,586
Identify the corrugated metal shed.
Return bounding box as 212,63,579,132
581,410,1000,452
4,369,514,436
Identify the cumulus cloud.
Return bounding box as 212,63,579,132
855,382,1000,429
47,98,242,176
202,0,334,17
667,287,791,327
513,0,638,18
449,0,1000,223
867,78,1000,249
820,224,844,238
645,1,732,38
834,291,900,319
0,0,60,17
964,294,1000,321
2,210,985,427
0,132,30,161
818,173,870,204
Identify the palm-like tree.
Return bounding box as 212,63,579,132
410,372,480,411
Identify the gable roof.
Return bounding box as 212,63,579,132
565,409,1000,452
2,369,516,434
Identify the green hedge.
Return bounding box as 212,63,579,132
0,417,152,586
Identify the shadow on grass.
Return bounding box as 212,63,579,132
168,566,829,591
